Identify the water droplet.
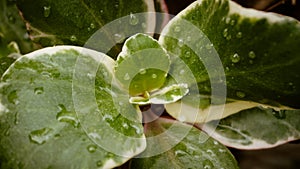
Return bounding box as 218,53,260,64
129,13,139,25
248,51,256,59
236,91,246,98
102,114,113,121
218,148,226,153
90,23,95,29
180,69,185,75
213,140,219,145
106,152,115,158
114,33,124,43
56,104,79,128
29,127,53,145
41,71,52,78
230,53,240,63
14,112,19,125
151,74,157,79
130,124,142,134
96,160,103,167
43,6,51,17
8,90,18,104
100,9,104,13
185,51,191,58
87,144,97,153
205,43,213,50
206,149,215,156
122,122,129,129
139,68,146,75
123,73,130,80
175,150,187,157
70,35,77,42
8,14,16,23
230,19,236,26
236,32,242,38
225,17,231,24
223,28,228,38
174,26,181,32
4,126,10,136
34,87,44,95
187,36,191,42
272,109,286,119
203,159,214,169
178,39,184,47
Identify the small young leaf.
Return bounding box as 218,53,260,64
159,0,300,122
201,108,300,149
0,46,145,168
129,117,239,169
115,33,170,96
129,83,189,105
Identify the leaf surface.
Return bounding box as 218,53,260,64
159,0,300,122
201,108,300,149
0,46,145,168
129,117,239,169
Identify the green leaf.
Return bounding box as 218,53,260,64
129,117,239,169
159,0,300,121
16,0,155,58
129,83,189,105
115,33,170,96
0,0,37,76
201,108,300,149
0,46,145,168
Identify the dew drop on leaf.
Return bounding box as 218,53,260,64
187,36,191,42
102,114,113,121
223,28,228,38
87,144,97,153
123,73,130,80
180,69,185,75
206,149,215,157
96,160,103,167
205,43,213,50
29,127,53,145
185,51,191,58
203,159,214,169
175,149,187,157
230,53,240,63
43,6,51,18
70,35,77,42
129,13,139,25
178,39,184,47
4,127,10,136
139,68,146,75
7,14,16,23
230,19,235,26
248,51,256,59
8,90,18,104
236,91,246,98
56,104,79,128
34,87,44,95
174,26,181,32
151,74,157,79
122,122,129,129
14,112,19,125
236,32,242,38
218,148,226,153
90,23,95,29
114,33,125,43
